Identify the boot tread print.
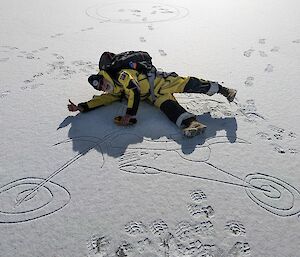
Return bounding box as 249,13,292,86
183,120,207,138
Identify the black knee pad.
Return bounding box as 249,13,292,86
184,77,211,93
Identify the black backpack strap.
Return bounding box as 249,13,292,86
147,66,157,103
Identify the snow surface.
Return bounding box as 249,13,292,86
1,0,300,256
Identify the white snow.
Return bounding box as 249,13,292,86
1,0,300,256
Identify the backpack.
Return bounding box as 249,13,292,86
99,51,154,74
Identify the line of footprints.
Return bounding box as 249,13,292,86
243,38,299,87
0,45,98,99
256,124,297,154
87,189,250,257
139,25,167,57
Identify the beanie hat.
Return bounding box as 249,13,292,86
88,74,103,88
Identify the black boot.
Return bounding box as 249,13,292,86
218,86,237,102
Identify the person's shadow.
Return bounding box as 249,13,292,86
57,102,238,162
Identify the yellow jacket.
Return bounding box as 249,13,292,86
79,69,190,115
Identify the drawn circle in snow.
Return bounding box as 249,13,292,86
0,177,71,224
244,173,300,217
86,2,189,24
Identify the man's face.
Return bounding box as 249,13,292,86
95,77,113,93
100,78,114,93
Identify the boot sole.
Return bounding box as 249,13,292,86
227,90,237,102
183,126,207,138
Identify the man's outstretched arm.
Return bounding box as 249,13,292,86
67,94,121,113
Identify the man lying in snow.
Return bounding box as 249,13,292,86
68,51,237,137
